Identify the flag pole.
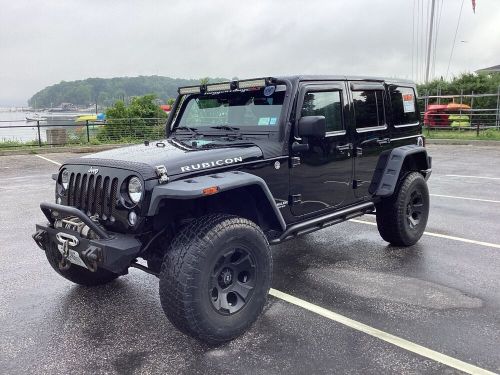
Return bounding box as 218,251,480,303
425,0,436,84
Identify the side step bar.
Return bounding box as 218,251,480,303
270,202,375,245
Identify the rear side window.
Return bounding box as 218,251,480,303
352,90,386,129
301,91,343,132
389,86,419,125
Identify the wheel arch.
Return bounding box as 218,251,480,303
148,172,286,233
369,145,432,197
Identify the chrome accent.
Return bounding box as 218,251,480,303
56,232,79,247
87,167,99,174
155,165,169,184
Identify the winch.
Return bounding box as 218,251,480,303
54,216,100,240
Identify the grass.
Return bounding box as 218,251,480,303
424,128,500,141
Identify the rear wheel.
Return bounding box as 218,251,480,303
159,214,272,344
376,172,429,246
45,242,119,286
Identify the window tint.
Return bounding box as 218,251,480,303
352,90,385,129
389,86,419,125
301,91,343,132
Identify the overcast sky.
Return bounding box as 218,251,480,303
0,0,499,105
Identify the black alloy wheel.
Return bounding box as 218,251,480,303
406,190,424,229
209,247,256,315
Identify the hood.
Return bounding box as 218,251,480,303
71,139,263,179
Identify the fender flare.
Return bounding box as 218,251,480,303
147,171,286,231
370,145,432,197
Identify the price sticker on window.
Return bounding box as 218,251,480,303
402,93,415,113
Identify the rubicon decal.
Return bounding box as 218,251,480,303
180,157,243,172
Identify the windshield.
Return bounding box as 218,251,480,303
175,86,286,131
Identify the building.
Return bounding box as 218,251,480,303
475,65,500,73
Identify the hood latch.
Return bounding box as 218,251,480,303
155,165,169,184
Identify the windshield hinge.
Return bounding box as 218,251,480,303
155,165,169,184
290,157,301,168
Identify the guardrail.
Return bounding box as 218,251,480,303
0,118,167,148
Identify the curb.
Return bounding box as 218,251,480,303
0,144,130,157
426,139,500,146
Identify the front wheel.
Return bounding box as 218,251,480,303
376,172,430,246
159,214,272,344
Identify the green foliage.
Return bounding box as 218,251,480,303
28,76,228,108
417,72,500,109
425,129,500,141
98,94,166,141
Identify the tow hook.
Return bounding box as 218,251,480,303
58,239,71,271
32,229,48,251
82,246,103,272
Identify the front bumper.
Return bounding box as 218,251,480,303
33,202,142,274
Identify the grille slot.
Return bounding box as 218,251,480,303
66,172,119,219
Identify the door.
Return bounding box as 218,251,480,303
349,82,392,198
290,83,355,217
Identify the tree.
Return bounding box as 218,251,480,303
99,94,167,141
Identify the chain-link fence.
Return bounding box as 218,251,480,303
0,118,167,149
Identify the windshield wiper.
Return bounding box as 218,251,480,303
210,125,240,132
174,126,200,136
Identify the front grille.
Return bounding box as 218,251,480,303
67,172,118,218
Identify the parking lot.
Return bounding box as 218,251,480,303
1,144,499,374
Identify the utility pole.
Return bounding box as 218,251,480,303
425,0,436,84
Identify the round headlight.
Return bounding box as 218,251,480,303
128,176,143,204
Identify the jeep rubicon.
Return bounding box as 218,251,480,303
33,76,431,344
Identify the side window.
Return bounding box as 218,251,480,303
352,90,386,129
389,86,419,125
301,91,343,132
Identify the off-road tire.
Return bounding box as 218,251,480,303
45,242,120,286
376,172,429,246
159,214,272,344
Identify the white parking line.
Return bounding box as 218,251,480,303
445,174,500,181
270,289,495,375
430,193,500,204
349,219,500,250
35,154,62,166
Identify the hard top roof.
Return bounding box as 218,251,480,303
275,75,415,85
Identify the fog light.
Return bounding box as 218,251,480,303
128,211,138,226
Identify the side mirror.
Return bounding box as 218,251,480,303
298,116,326,138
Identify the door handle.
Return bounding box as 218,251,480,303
377,138,391,145
335,143,352,152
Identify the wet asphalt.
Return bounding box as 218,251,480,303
0,144,499,374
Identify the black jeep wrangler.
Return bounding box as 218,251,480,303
33,76,431,344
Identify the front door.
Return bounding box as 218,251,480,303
290,83,355,217
349,82,392,198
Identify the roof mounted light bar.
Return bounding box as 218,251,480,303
178,86,202,95
237,78,267,89
177,77,274,95
205,82,232,92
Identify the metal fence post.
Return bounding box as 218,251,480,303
86,120,90,143
37,120,41,147
496,85,500,130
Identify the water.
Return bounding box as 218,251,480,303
0,109,89,144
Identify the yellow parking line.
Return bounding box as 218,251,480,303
349,219,500,250
270,289,496,375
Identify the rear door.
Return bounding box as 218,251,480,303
289,82,354,217
349,81,392,198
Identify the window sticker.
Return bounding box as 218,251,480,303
402,93,415,113
269,117,277,125
264,86,276,97
258,117,270,125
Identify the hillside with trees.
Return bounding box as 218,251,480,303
28,76,227,108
